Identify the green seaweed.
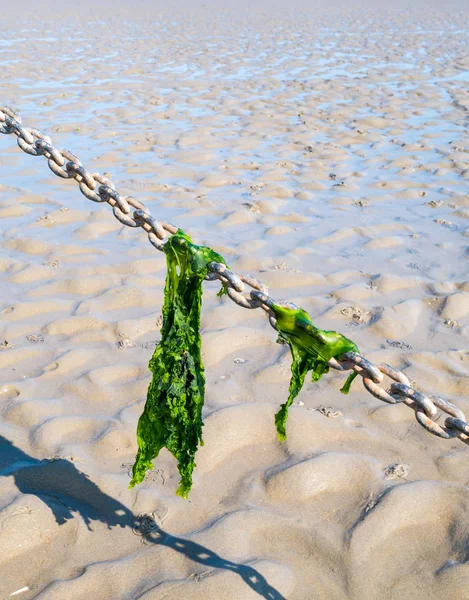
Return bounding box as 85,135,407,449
271,303,359,441
129,230,226,498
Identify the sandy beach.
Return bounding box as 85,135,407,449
0,0,469,597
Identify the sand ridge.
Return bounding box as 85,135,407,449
1,1,469,598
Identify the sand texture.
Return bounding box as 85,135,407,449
1,1,469,598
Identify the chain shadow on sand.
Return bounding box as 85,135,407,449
0,434,285,600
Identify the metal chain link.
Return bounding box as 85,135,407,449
1,106,467,446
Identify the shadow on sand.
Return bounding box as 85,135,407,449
0,434,285,600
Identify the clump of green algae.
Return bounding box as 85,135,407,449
129,230,226,499
270,303,359,441
130,229,361,498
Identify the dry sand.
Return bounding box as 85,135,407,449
1,0,469,598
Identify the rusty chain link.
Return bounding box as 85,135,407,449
1,106,467,446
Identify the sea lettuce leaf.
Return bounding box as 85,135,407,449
129,230,226,498
270,303,359,441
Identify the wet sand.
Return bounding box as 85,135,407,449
1,1,469,598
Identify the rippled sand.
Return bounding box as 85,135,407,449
1,1,469,598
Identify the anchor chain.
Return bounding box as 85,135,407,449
1,106,467,445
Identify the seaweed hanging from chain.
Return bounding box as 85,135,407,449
270,303,360,441
129,230,226,498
